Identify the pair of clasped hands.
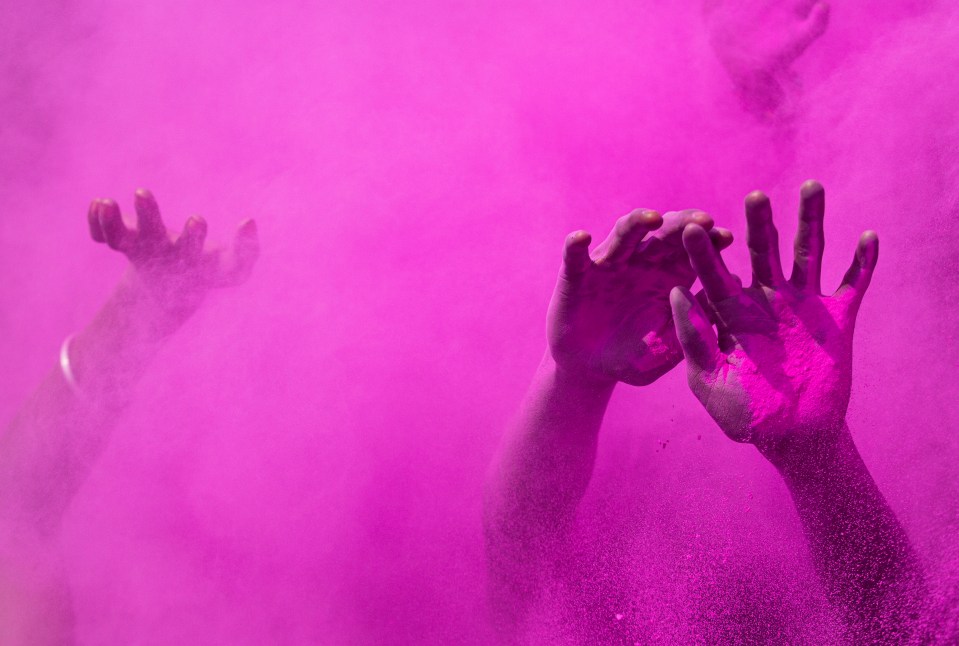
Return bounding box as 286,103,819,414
548,180,877,463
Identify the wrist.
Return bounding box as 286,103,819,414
763,422,857,485
523,351,616,444
115,269,201,338
542,351,617,395
65,274,175,402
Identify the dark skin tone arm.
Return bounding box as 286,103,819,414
671,181,925,641
484,208,732,635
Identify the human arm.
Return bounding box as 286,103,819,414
670,181,924,641
0,190,259,534
0,190,258,644
775,425,924,639
484,209,731,631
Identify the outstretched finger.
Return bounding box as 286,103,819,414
745,190,785,287
98,199,134,252
670,286,720,371
213,218,260,287
561,230,592,279
174,215,208,262
639,209,713,260
600,209,662,265
88,199,106,243
683,224,741,303
791,180,825,293
835,230,879,308
134,188,167,242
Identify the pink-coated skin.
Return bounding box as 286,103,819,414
0,194,257,643
672,181,925,641
671,183,867,454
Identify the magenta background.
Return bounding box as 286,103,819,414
1,1,957,643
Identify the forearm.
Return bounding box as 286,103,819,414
483,352,614,624
69,269,182,396
485,352,614,538
0,272,172,535
772,425,925,640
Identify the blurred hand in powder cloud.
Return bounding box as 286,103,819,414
0,191,258,644
485,209,731,637
704,0,830,117
672,181,925,641
548,209,732,386
64,189,260,401
87,189,259,337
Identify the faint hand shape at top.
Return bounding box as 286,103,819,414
670,181,878,460
704,0,830,117
87,189,259,334
548,209,732,386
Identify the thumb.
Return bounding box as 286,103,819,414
212,219,260,288
670,286,720,370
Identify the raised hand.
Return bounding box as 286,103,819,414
670,181,876,459
87,189,259,334
0,191,261,640
548,209,732,386
704,0,830,117
671,182,925,641
486,208,731,634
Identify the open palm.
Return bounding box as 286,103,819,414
671,182,878,457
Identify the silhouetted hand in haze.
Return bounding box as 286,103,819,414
670,182,871,459
671,181,924,641
87,189,259,335
704,0,830,117
0,191,260,644
1,188,261,526
548,209,732,386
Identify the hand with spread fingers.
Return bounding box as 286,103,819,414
549,209,732,386
670,181,874,459
87,189,259,334
671,181,924,641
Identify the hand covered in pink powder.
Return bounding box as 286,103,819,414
670,181,878,461
704,0,829,117
547,209,732,386
87,189,259,335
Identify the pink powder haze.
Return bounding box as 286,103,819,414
1,0,957,643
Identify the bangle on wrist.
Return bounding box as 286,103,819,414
60,333,86,399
